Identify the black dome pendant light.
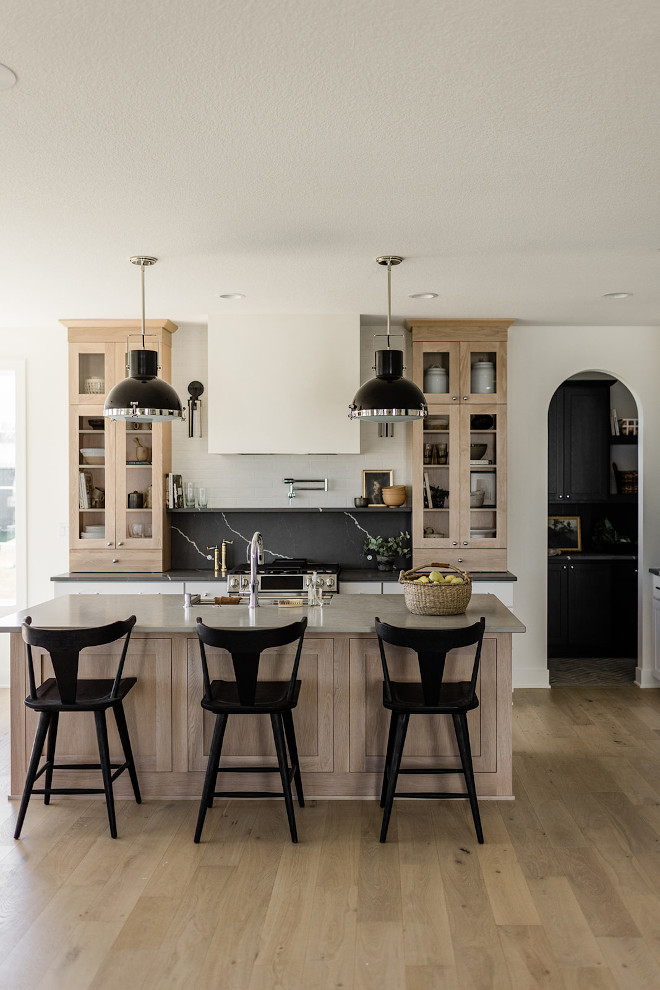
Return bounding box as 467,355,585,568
104,256,184,422
349,256,428,423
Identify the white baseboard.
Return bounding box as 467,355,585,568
512,667,551,689
635,666,660,688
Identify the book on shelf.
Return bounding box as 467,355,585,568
424,472,432,510
610,408,619,436
79,470,93,509
166,473,184,509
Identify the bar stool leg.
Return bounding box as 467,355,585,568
206,714,228,809
194,713,227,843
380,713,409,843
113,702,141,804
44,712,59,805
380,711,398,808
282,711,304,807
271,713,298,843
452,712,483,844
14,711,51,840
95,710,118,839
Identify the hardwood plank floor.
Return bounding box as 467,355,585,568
1,686,660,989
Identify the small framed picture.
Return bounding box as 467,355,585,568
362,469,393,506
469,470,496,506
548,515,581,551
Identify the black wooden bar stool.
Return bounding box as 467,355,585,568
14,615,140,840
375,615,486,844
194,617,307,843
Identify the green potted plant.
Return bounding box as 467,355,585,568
362,531,412,571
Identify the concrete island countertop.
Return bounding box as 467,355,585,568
0,593,526,636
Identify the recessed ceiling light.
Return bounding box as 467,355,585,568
219,293,245,299
603,292,632,299
409,292,438,299
0,64,17,90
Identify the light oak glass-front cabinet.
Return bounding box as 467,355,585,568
406,319,512,571
63,320,176,572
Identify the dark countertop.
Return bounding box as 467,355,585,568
51,568,517,583
549,553,637,562
167,507,410,513
649,567,660,575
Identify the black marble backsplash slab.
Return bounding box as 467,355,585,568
168,508,412,570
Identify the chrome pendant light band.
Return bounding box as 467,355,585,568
104,257,184,422
349,256,427,424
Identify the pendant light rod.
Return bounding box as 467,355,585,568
130,256,157,349
348,255,426,423
376,256,402,349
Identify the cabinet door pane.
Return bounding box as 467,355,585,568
69,343,115,403
465,406,506,548
460,342,506,403
71,407,114,548
413,342,460,402
413,406,460,550
116,424,157,547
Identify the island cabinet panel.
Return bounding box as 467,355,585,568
186,638,335,774
19,638,173,790
8,595,518,800
348,637,498,782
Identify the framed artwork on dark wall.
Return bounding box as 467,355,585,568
548,515,581,551
362,470,393,506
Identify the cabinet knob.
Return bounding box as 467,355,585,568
558,494,563,499
458,557,463,563
570,565,574,569
563,565,567,569
565,494,570,499
463,396,468,401
463,541,468,546
452,396,458,401
452,541,457,547
117,540,123,546
106,542,112,547
112,558,119,563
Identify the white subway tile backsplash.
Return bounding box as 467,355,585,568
171,322,412,506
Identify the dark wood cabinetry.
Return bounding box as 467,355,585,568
548,380,610,502
548,557,637,658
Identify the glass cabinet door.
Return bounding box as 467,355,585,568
413,406,461,550
461,406,506,548
115,423,159,549
459,341,507,404
412,342,460,404
71,407,115,549
68,343,117,404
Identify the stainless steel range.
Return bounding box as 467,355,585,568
227,558,340,599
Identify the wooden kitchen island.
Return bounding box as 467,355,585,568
3,594,525,801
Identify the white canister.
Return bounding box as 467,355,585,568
423,365,448,393
471,361,495,393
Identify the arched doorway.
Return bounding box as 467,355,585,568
546,371,639,684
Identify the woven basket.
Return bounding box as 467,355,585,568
399,562,472,615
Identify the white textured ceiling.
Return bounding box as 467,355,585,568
1,0,660,327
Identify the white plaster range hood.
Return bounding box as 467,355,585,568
207,314,361,454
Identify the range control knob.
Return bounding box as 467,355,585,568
325,578,334,587
228,577,239,590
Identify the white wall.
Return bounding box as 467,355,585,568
508,325,660,688
171,322,412,507
0,328,69,684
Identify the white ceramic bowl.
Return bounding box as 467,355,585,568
80,448,105,465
